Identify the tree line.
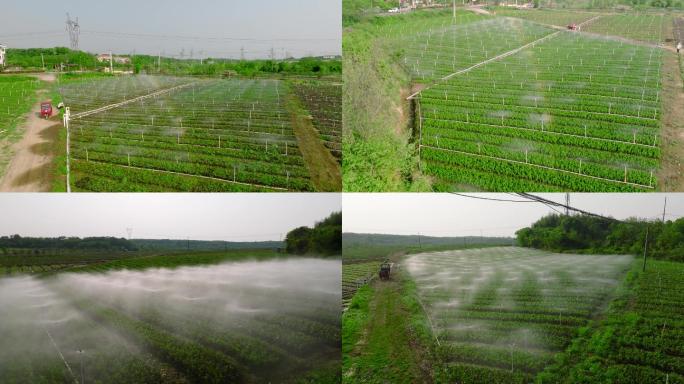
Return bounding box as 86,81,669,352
516,214,684,262
4,47,341,77
0,235,137,251
285,212,342,256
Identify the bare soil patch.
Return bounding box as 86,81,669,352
0,94,61,192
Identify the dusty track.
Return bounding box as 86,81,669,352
0,95,61,192
658,51,684,191
0,73,60,191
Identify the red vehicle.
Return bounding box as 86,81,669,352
40,102,53,119
567,23,578,31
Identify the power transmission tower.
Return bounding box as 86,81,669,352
126,228,133,240
65,13,80,50
240,46,245,61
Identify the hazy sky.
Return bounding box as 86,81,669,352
0,193,340,241
0,0,341,58
343,193,684,237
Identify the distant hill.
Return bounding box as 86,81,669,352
343,233,514,248
131,239,283,251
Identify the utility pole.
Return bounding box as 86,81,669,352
565,193,570,216
417,232,422,249
453,0,456,20
662,196,667,222
158,52,161,73
642,225,649,272
41,53,45,70
110,51,113,73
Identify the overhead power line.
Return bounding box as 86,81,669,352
448,193,537,203
79,30,339,43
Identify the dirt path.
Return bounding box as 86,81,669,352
288,98,342,191
657,51,684,191
345,261,433,384
0,93,61,192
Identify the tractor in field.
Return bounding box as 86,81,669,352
379,260,392,280
40,102,52,119
567,23,578,31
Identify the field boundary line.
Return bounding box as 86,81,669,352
73,159,289,191
70,82,196,120
44,327,78,384
422,116,660,150
408,29,563,100
421,144,655,189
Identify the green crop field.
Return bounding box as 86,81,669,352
540,259,684,383
392,17,555,81
493,9,599,27
0,256,341,384
57,75,342,192
418,32,663,191
406,247,636,383
342,261,380,308
584,14,669,43
0,76,41,138
403,246,684,383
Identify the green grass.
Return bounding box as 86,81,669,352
342,269,435,383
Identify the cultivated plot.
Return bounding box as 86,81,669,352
342,261,380,308
394,17,555,81
58,75,193,113
0,257,341,384
0,76,41,137
64,77,316,192
542,259,684,383
419,32,663,191
583,13,668,44
493,9,599,28
405,246,633,383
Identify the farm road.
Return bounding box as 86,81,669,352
289,98,342,191
657,51,684,191
345,276,432,383
0,74,60,191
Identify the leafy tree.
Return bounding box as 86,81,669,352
284,212,342,256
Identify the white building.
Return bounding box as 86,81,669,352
0,44,6,67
